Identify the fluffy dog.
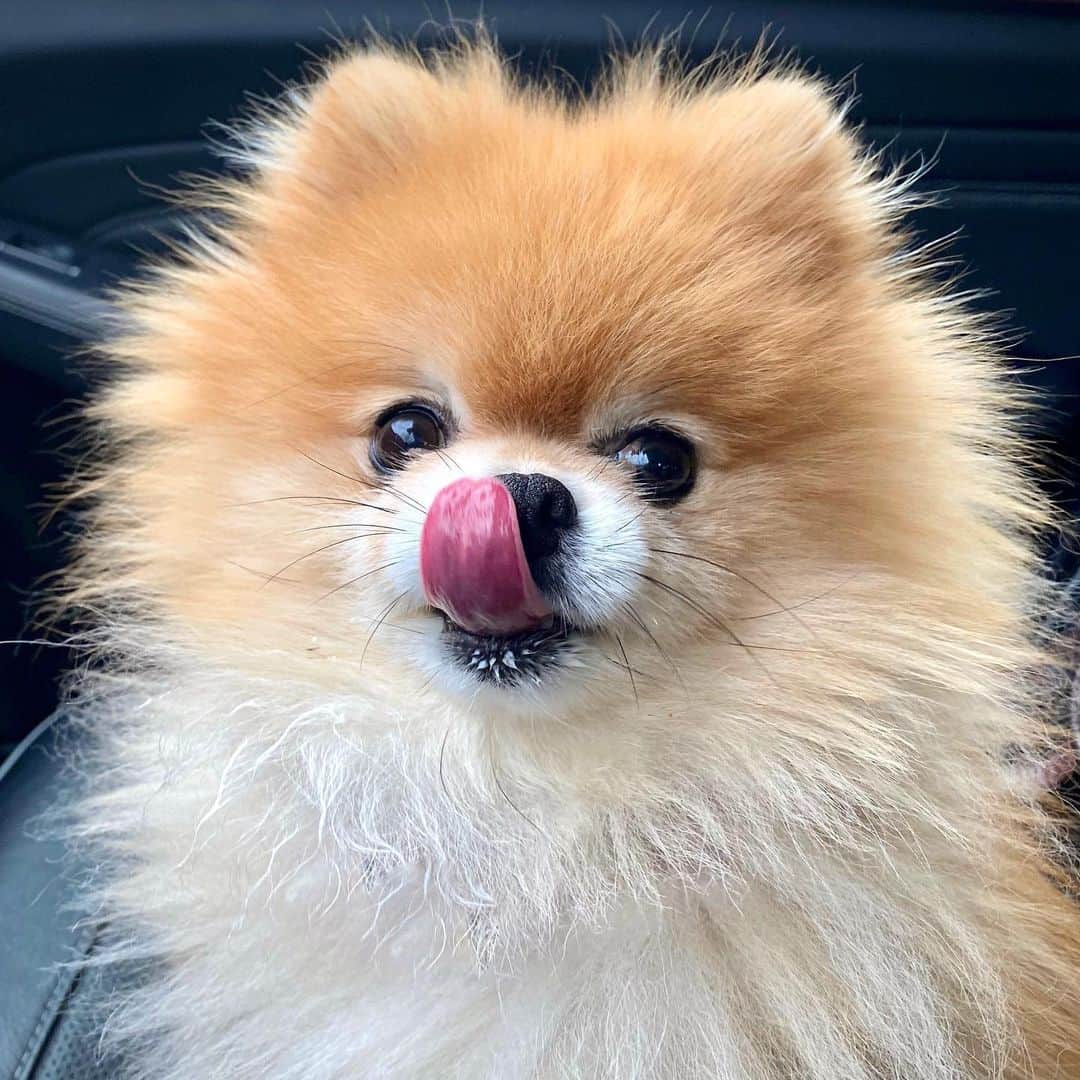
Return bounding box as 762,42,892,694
62,39,1080,1079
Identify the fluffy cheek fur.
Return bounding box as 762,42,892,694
64,42,1080,1080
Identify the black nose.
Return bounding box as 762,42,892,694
496,472,578,586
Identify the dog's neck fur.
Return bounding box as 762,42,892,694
71,646,1029,1080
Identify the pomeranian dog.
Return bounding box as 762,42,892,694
61,37,1080,1079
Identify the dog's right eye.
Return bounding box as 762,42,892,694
371,404,447,473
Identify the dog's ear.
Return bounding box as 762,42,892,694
705,73,854,170
251,52,442,196
688,74,888,268
243,47,507,201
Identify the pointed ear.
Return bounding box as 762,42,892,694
265,52,443,194
691,74,885,266
240,44,511,203
707,73,854,169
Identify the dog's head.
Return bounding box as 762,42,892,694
90,45,1027,784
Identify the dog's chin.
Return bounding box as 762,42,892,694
431,609,587,691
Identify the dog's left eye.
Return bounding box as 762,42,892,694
613,427,696,503
371,404,447,472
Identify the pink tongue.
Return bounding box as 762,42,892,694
420,477,552,635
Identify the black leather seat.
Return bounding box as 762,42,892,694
0,715,122,1079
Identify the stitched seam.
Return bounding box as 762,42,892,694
13,922,99,1080
13,966,71,1080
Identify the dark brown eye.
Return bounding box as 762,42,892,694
613,427,696,503
371,404,447,473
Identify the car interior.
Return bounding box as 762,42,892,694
1,1,1078,1075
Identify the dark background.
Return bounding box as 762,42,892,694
2,0,1079,755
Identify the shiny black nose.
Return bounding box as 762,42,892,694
496,472,578,586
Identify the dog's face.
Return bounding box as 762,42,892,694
108,49,967,748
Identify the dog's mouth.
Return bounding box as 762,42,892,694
420,477,588,688
435,611,580,687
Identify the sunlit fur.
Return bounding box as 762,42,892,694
59,38,1080,1079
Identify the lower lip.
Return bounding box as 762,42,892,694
436,613,577,687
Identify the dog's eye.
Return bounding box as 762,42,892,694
613,427,696,503
371,404,447,472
